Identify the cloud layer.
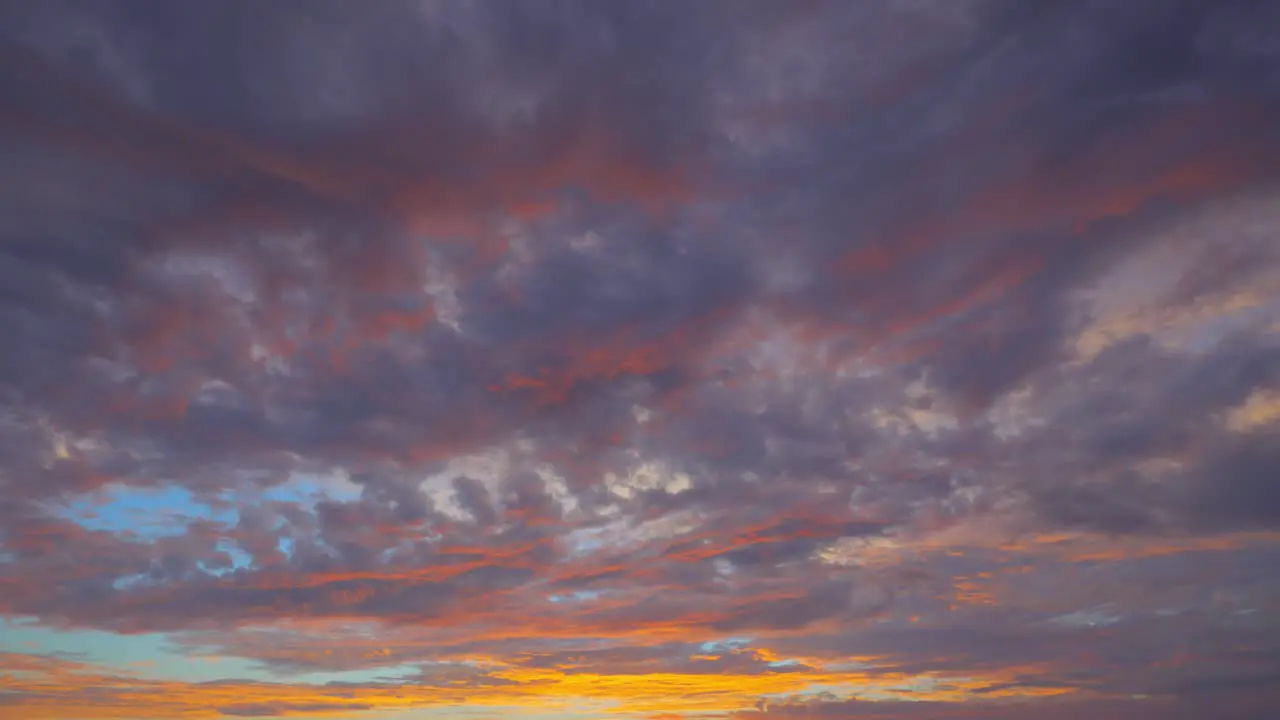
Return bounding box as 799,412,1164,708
1,1,1279,718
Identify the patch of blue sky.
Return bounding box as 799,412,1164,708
53,484,237,539
560,526,611,557
282,663,425,686
0,617,259,682
196,539,254,577
780,683,856,700
0,617,437,687
260,471,363,508
111,571,153,591
699,636,754,653
45,473,363,543
547,590,601,604
220,538,253,564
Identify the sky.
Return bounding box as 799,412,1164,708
0,1,1279,719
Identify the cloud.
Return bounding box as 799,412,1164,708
217,702,375,718
734,693,1280,720
0,1,1279,719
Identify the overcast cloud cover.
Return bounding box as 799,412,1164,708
1,1,1279,718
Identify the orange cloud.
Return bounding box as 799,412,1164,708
0,649,1100,720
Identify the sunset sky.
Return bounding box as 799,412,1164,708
1,1,1279,719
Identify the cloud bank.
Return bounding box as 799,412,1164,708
1,1,1278,718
